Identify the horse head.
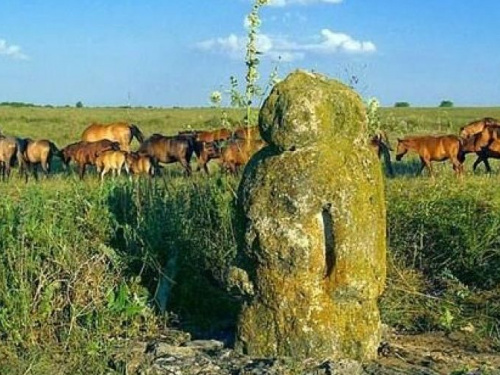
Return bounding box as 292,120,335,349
395,138,408,161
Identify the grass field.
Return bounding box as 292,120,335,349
1,105,500,373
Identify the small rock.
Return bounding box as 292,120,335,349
154,343,197,358
183,339,224,352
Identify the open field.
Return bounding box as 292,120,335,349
1,106,500,373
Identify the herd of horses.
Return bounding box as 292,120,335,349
0,121,265,181
373,117,500,177
1,116,498,182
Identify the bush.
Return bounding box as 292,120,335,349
394,102,410,107
439,100,454,108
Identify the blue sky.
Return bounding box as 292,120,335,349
0,0,499,107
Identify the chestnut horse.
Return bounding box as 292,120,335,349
195,128,232,143
81,122,144,151
220,139,265,174
395,135,464,176
125,152,155,177
459,117,500,138
62,140,120,179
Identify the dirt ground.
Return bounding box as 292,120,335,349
376,330,500,374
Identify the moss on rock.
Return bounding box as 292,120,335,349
233,70,386,360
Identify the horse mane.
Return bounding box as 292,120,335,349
129,124,144,144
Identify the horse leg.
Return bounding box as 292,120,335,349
482,158,492,173
32,164,39,181
419,157,433,177
180,159,192,176
417,158,426,176
473,155,483,172
451,157,463,177
79,164,86,180
41,160,50,178
5,163,10,181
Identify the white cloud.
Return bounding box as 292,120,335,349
267,0,342,7
196,28,375,61
0,39,28,60
304,29,376,53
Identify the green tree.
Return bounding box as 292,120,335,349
75,101,83,108
394,102,410,108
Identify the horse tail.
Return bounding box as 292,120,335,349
130,124,144,144
49,141,62,158
377,141,394,177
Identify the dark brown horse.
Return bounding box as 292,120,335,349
23,139,61,181
81,122,144,151
395,135,464,176
138,134,194,176
459,117,500,138
370,131,393,176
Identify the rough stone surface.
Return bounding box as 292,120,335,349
231,70,387,360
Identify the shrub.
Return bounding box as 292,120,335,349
394,102,410,107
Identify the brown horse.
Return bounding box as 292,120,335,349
81,122,144,151
220,139,265,174
459,117,500,138
125,152,155,177
23,139,61,181
138,134,194,176
0,135,22,181
395,135,464,176
233,125,260,140
60,141,83,169
71,140,121,179
461,127,500,172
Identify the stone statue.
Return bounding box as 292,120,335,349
230,70,386,360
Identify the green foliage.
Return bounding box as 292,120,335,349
0,180,157,371
0,101,37,107
394,101,411,107
439,100,454,108
75,101,84,108
381,177,500,344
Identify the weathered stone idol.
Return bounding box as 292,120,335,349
231,70,386,360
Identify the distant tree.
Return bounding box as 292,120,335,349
394,102,410,108
75,101,83,108
439,100,454,108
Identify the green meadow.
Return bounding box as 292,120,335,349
1,105,500,373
